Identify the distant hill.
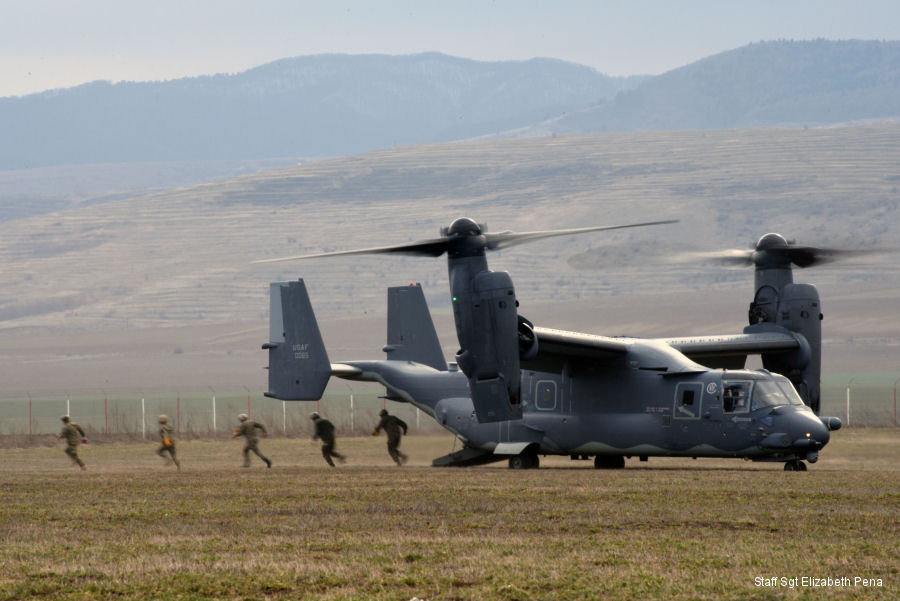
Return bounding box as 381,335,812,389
0,158,305,222
2,124,899,333
549,40,900,132
4,41,900,172
2,125,899,394
0,53,637,170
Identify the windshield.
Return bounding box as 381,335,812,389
751,376,805,410
772,374,806,406
750,380,789,410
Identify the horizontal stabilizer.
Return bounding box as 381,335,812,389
263,279,331,400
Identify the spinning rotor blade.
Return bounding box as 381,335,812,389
252,237,450,264
671,249,754,266
484,220,679,251
253,218,678,264
771,246,878,268
671,233,890,269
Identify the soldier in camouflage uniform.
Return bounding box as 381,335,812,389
56,415,86,470
311,412,345,467
156,414,181,470
233,413,271,468
372,409,409,465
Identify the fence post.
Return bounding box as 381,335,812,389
27,393,32,437
342,382,354,434
845,378,854,427
141,395,146,439
893,377,899,427
210,386,217,434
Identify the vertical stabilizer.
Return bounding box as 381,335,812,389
384,284,447,370
263,279,331,400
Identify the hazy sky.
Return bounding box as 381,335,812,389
2,0,899,98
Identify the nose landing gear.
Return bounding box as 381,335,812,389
784,459,808,471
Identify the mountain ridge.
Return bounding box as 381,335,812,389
549,39,900,132
2,40,899,171
0,53,637,170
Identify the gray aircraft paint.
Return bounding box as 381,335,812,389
260,221,844,470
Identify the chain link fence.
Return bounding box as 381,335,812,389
0,383,444,444
2,377,898,445
819,375,900,427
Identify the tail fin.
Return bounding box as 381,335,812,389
383,283,447,370
263,279,331,400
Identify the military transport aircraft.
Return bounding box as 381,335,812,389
257,218,845,470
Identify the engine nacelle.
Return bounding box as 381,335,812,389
454,270,522,422
750,279,822,413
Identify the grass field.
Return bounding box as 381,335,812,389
0,431,897,600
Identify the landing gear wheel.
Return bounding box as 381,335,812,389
594,455,625,469
784,460,807,471
508,453,540,469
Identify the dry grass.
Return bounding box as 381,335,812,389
0,431,897,600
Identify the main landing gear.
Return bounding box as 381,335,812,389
783,459,808,471
508,453,540,469
594,455,625,469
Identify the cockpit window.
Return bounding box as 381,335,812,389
750,376,805,410
723,381,750,413
751,380,789,410
772,375,806,406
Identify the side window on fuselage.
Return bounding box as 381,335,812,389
674,382,703,419
723,381,750,413
535,380,557,411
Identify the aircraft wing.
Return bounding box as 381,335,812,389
663,329,800,369
527,324,800,371
528,327,631,367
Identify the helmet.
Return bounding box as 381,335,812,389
379,409,388,417
238,413,248,422
158,414,168,423
61,415,70,423
310,412,320,420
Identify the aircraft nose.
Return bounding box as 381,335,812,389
793,411,830,449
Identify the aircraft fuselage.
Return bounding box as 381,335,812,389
338,350,834,467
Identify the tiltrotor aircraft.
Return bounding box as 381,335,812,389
258,218,846,470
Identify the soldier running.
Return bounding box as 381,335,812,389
56,415,86,470
156,414,181,470
372,409,409,465
311,412,345,467
233,414,272,468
